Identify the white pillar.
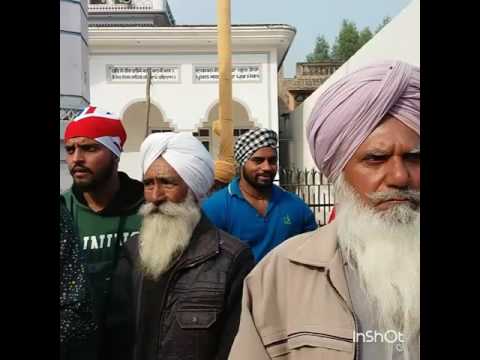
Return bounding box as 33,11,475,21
152,0,167,11
60,0,90,191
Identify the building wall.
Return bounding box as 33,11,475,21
60,0,90,192
89,50,281,181
290,0,420,170
60,142,72,192
60,0,90,111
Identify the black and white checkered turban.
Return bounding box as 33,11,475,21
234,128,278,167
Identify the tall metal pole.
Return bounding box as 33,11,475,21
216,0,234,165
145,67,152,137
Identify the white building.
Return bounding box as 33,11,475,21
85,0,295,181
60,0,91,191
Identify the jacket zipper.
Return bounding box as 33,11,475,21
133,271,144,360
326,268,359,360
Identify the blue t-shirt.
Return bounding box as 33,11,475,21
202,177,318,262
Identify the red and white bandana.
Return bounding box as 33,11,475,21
64,105,127,157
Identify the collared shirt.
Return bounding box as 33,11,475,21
202,177,317,262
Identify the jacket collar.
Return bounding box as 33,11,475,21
287,221,340,267
287,220,353,310
177,212,220,267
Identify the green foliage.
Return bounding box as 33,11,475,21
306,35,331,62
375,16,392,33
359,27,373,47
331,20,360,62
306,16,392,64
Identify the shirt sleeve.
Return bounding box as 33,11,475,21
303,204,318,232
201,192,227,230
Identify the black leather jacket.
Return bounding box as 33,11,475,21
103,214,254,360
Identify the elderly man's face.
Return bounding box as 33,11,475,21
343,116,420,210
143,157,189,205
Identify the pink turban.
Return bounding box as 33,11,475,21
306,60,420,182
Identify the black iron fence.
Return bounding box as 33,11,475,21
278,168,335,226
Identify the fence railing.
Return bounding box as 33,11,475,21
278,168,334,226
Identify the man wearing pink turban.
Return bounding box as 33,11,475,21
229,61,420,360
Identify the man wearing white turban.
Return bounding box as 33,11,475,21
103,133,254,360
229,61,420,360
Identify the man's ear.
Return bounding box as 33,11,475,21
113,154,120,166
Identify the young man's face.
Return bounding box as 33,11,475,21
65,137,117,191
342,116,420,211
242,147,278,189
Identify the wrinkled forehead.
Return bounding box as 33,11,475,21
144,156,183,180
354,116,420,155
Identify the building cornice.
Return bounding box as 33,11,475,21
88,25,296,69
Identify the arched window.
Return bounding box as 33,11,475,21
194,100,255,157
122,101,173,152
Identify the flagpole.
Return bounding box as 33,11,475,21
216,0,234,165
145,67,152,137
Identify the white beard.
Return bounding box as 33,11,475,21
138,190,201,280
334,174,420,358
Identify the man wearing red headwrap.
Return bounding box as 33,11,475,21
229,61,420,360
61,105,144,360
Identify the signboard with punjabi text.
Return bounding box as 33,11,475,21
107,65,180,83
194,64,262,83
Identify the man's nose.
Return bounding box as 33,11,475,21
385,158,410,189
71,148,85,163
151,184,166,206
260,160,274,172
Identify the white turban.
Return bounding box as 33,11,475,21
140,132,214,201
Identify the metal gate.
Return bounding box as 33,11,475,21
278,168,334,226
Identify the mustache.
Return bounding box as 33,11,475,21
139,191,199,219
139,201,189,217
70,165,92,174
256,172,274,178
139,202,163,216
368,189,420,206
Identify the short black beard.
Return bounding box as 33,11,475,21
242,167,274,190
73,158,116,193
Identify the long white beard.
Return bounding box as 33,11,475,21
334,174,420,356
138,190,201,280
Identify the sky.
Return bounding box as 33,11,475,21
167,0,413,77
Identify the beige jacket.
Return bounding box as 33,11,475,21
228,222,357,360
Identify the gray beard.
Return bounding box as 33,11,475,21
138,191,201,280
334,174,420,359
